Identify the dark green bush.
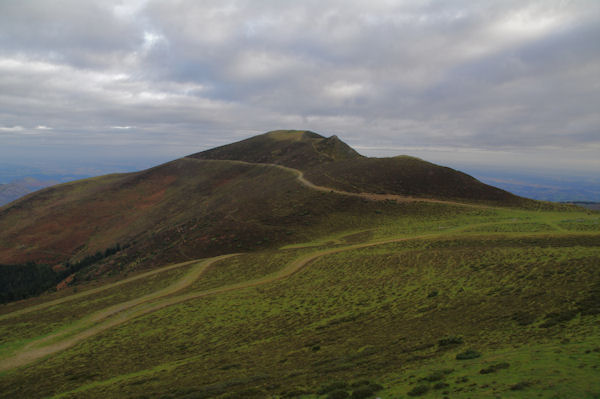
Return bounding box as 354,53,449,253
327,390,350,399
577,283,600,315
438,336,463,346
456,349,481,360
421,371,444,382
420,369,453,382
407,385,429,396
479,362,510,374
510,381,532,391
348,383,382,399
318,382,348,395
433,382,449,390
350,380,371,388
539,310,577,328
366,383,383,392
0,262,55,303
512,311,537,326
282,390,309,398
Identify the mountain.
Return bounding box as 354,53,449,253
0,131,598,398
0,130,543,299
0,177,59,206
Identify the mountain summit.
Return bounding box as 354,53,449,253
191,130,362,168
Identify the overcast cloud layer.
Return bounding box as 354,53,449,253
1,0,599,175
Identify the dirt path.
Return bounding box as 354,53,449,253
0,254,238,372
3,225,594,373
184,157,491,209
0,227,478,372
0,258,204,321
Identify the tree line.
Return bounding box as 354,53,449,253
0,243,127,304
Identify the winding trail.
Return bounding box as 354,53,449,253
0,259,202,321
2,226,598,372
0,254,238,372
0,228,460,372
184,157,496,209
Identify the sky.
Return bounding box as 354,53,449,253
1,0,599,180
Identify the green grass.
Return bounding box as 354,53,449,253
186,249,313,293
0,261,196,357
0,206,599,398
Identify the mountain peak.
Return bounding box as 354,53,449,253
189,130,362,168
262,130,323,141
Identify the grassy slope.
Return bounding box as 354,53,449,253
0,203,598,398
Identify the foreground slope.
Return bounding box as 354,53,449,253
0,203,598,398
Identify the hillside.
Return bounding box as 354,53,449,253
0,130,543,300
0,199,598,398
0,158,383,293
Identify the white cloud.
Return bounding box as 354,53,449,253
0,126,24,132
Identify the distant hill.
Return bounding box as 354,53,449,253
478,175,600,203
565,202,600,211
0,177,58,206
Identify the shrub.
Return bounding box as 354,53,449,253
539,310,577,328
438,336,463,346
433,382,449,390
327,390,350,399
456,349,481,360
318,382,348,395
577,283,600,315
420,369,453,382
421,371,444,382
350,383,383,399
479,362,510,374
281,390,309,398
512,311,537,326
407,385,429,396
510,381,532,391
350,388,375,399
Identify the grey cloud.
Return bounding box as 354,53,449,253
0,0,598,176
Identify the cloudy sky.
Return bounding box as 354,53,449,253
1,0,599,178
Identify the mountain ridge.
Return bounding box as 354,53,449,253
192,130,529,205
